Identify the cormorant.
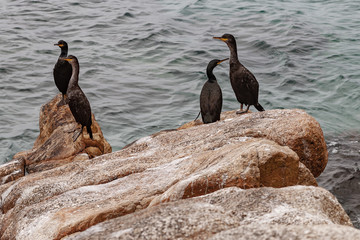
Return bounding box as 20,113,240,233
63,55,93,141
213,34,265,114
53,40,72,105
200,58,228,124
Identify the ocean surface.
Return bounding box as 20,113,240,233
0,0,359,228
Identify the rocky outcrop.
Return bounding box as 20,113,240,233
0,139,316,239
10,94,112,174
0,108,332,239
64,186,358,240
179,109,328,178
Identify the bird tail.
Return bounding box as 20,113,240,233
87,125,93,139
194,111,201,121
255,103,265,112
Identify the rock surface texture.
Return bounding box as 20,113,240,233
179,109,328,178
0,108,353,239
9,94,112,174
64,187,358,240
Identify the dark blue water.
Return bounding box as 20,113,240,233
0,0,359,228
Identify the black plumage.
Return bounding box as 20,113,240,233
53,40,72,104
200,58,228,124
63,55,93,141
213,34,265,114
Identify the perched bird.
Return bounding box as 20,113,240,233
53,40,72,105
63,55,93,141
213,34,265,114
200,58,228,124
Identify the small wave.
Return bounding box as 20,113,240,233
115,12,135,20
252,40,273,50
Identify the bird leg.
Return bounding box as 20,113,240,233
72,126,83,142
236,105,250,114
236,103,244,114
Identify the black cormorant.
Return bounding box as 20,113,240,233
53,40,72,105
213,34,265,114
63,55,93,141
200,58,228,124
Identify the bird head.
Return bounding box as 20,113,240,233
216,58,229,65
54,40,68,48
63,55,78,63
207,58,229,72
213,34,236,45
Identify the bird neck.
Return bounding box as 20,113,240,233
227,42,239,64
60,47,68,58
206,68,217,83
68,62,79,89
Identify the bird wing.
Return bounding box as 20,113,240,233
243,69,259,104
68,88,92,126
200,82,222,122
209,84,222,120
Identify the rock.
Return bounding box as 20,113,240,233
0,138,315,239
0,109,329,239
0,158,24,185
298,162,318,186
179,109,327,178
63,186,358,240
209,224,360,240
12,94,112,173
148,139,309,206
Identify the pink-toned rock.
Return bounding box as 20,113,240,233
12,94,112,173
64,186,357,240
0,108,326,239
0,158,24,185
180,109,327,178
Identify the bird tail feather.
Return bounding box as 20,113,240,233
194,111,201,121
255,103,265,112
87,125,93,139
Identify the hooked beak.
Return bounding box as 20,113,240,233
54,43,64,47
213,37,228,42
63,58,71,62
217,58,229,64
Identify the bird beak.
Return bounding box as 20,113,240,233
54,43,64,47
217,58,229,64
63,58,71,62
213,37,228,42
